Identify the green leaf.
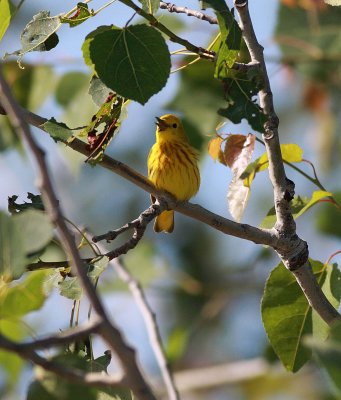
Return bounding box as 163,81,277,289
43,118,74,142
317,191,341,238
87,257,109,280
0,319,25,387
138,0,159,14
305,322,341,394
80,94,124,164
59,276,83,300
260,190,332,229
13,209,54,255
0,0,15,41
0,63,55,152
8,192,44,214
56,72,90,107
204,0,242,74
60,2,93,27
0,211,27,278
88,75,113,107
218,73,266,133
4,11,60,65
0,270,48,318
261,260,341,372
82,24,171,105
258,143,303,172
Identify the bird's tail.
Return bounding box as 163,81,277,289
154,210,174,233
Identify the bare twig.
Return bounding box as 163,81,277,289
112,258,179,400
0,333,124,390
234,0,296,237
160,2,218,25
173,358,269,392
119,0,215,60
93,203,165,260
0,70,157,400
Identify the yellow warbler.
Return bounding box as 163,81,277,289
148,114,200,233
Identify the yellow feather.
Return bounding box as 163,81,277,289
148,114,200,233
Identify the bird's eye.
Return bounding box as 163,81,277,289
172,123,177,128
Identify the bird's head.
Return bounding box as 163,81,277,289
155,114,187,141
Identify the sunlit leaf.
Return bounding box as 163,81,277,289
258,143,303,172
0,270,48,318
0,0,15,41
207,136,225,163
138,0,160,14
82,24,171,104
226,134,256,221
43,118,74,142
60,2,93,27
324,0,341,4
260,191,332,228
261,260,341,372
204,0,242,74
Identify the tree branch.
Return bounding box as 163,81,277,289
0,333,125,391
234,0,295,237
112,258,179,400
0,102,339,325
119,0,215,60
233,0,340,325
93,202,166,259
0,70,157,400
160,2,218,25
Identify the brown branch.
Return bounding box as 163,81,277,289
112,258,179,400
160,2,218,25
1,104,339,324
0,70,157,400
93,202,165,260
15,318,102,350
233,0,340,325
234,0,295,237
0,333,124,390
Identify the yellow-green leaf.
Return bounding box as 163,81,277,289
258,144,303,172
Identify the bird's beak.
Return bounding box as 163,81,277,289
155,117,168,132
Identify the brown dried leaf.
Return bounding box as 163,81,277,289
224,134,248,167
207,136,225,165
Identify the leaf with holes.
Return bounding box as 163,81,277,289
4,11,60,65
261,259,341,372
82,24,171,105
218,74,266,132
60,2,93,27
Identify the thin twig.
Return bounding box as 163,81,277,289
17,318,102,350
0,70,157,400
119,0,215,60
112,258,179,400
0,333,124,390
160,2,218,25
93,203,165,259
